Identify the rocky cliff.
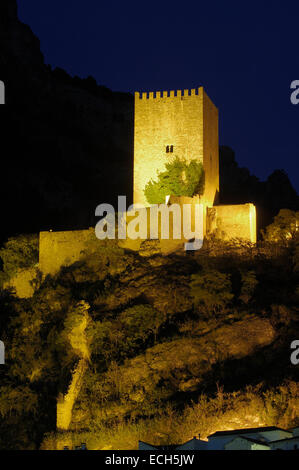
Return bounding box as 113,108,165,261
0,0,133,244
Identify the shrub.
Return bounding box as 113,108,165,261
191,269,233,314
262,209,299,243
144,158,205,204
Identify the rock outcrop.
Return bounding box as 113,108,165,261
0,0,134,244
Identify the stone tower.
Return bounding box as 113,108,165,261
133,87,219,208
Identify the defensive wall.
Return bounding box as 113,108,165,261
207,203,257,243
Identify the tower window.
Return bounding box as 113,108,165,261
166,146,169,153
170,145,174,153
166,145,174,153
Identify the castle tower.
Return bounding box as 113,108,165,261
133,87,219,208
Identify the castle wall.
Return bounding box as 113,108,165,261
39,229,94,276
207,204,256,243
119,197,204,255
133,87,218,207
203,91,219,206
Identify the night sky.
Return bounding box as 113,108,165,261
17,0,299,191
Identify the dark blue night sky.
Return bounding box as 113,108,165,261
17,0,299,191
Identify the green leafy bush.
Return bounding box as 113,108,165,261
262,209,299,243
144,158,205,204
119,304,164,345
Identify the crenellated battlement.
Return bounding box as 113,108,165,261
135,87,203,100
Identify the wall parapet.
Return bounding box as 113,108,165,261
135,87,203,100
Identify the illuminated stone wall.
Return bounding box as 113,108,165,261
38,203,256,272
203,91,219,206
39,229,94,276
119,196,203,255
133,87,219,208
207,203,257,243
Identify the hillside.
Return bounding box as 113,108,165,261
0,223,298,449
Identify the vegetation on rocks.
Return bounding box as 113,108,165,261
0,234,38,285
0,210,298,449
